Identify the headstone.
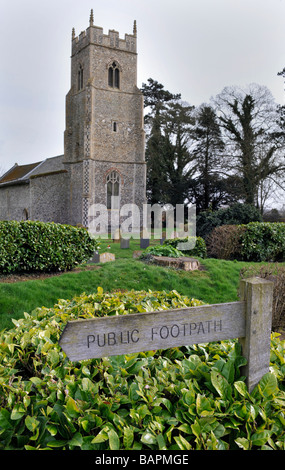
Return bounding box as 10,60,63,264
140,238,149,249
99,252,115,263
120,238,130,249
90,251,100,263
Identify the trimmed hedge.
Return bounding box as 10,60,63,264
240,222,285,262
207,222,285,262
0,221,99,273
0,288,284,450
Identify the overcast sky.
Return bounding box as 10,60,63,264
0,0,285,172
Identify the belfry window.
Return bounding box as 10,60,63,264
78,65,84,91
108,62,120,89
106,170,120,209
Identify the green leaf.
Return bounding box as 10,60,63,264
174,434,192,450
234,380,249,398
157,433,167,450
196,393,214,416
0,408,13,429
69,432,83,448
251,430,272,447
47,440,68,448
141,432,157,446
11,404,26,420
91,430,109,444
123,427,134,449
235,437,250,450
25,416,39,433
221,359,235,383
108,428,120,450
47,424,57,436
66,397,81,418
210,370,231,399
257,373,277,398
47,349,59,366
30,377,42,386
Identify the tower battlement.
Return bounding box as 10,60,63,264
72,10,137,55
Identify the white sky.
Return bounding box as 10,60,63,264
0,0,285,172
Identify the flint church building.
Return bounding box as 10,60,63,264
0,11,146,228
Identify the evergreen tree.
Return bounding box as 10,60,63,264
191,105,226,211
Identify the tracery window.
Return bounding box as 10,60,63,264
78,64,84,91
106,170,120,209
108,62,120,89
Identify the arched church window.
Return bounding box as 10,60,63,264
106,170,120,209
108,62,120,89
78,64,84,91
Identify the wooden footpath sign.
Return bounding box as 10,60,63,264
59,277,273,392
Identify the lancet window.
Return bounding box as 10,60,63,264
106,170,120,209
78,64,84,91
108,62,120,89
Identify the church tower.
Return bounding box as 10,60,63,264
64,10,146,228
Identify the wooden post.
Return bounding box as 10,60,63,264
239,277,273,393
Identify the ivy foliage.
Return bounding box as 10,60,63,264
163,236,207,259
140,244,184,258
0,221,99,273
0,288,285,450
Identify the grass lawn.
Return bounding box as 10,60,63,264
0,237,269,331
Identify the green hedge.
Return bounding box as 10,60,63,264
240,222,285,262
207,222,285,262
0,221,98,273
0,288,284,450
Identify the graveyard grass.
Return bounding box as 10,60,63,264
0,237,277,332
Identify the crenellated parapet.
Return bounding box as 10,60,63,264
71,10,137,56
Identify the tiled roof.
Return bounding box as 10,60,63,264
0,162,42,184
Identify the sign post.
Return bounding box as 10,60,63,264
59,277,273,392
238,277,273,393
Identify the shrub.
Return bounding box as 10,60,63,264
163,236,207,258
0,288,285,450
240,264,285,332
240,222,285,262
207,225,246,260
197,203,262,239
141,244,184,258
0,221,98,273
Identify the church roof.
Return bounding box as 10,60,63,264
0,162,43,184
0,156,65,186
